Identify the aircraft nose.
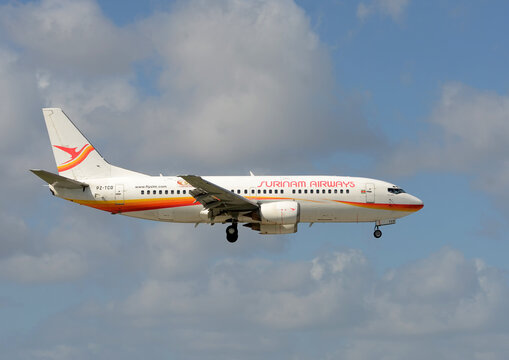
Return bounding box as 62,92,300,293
409,194,424,211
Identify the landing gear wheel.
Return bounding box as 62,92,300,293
226,225,238,243
374,228,382,238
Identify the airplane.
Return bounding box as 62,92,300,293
31,108,423,243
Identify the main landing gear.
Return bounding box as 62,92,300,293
373,225,382,239
226,223,239,243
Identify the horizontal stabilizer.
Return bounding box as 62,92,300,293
30,169,89,189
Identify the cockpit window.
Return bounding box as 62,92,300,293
388,187,406,194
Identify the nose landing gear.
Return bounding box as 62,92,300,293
372,219,396,238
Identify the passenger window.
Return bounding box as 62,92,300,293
334,189,337,194
165,190,168,194
340,189,343,194
177,190,180,194
274,189,278,194
258,189,261,194
171,190,174,194
281,190,284,194
244,189,248,194
298,189,302,194
304,189,308,194
310,189,314,194
251,189,255,194
269,189,272,194
159,190,162,195
328,189,331,194
231,189,234,192
292,189,296,194
141,190,144,195
183,190,186,194
322,189,326,194
346,189,350,194
263,189,267,194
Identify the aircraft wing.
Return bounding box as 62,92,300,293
179,175,258,213
30,169,89,189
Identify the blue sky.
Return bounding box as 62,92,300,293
1,0,509,359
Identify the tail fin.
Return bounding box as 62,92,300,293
42,108,144,180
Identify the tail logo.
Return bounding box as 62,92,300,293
54,144,94,172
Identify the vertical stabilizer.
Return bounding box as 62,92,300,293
42,108,144,180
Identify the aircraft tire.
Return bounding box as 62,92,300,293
226,225,238,243
374,229,382,238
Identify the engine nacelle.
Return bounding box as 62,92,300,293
260,201,300,225
199,209,212,221
245,223,298,234
259,223,298,234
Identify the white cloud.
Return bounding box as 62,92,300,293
0,47,45,165
0,0,145,77
383,82,509,206
388,83,509,173
13,247,509,359
0,0,381,176
116,247,509,339
364,248,509,336
0,251,88,283
119,250,371,334
0,211,137,284
429,83,509,168
128,0,381,172
357,0,410,21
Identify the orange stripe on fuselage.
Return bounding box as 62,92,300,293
70,197,198,214
73,196,291,213
333,200,423,212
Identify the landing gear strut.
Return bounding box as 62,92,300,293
226,223,238,243
373,225,382,239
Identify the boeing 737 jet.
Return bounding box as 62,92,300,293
31,108,423,243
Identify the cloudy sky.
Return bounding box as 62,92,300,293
1,0,509,358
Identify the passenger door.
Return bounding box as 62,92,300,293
365,183,375,203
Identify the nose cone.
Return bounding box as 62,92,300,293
408,194,424,211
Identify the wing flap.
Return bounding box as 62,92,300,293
30,169,89,189
179,175,258,212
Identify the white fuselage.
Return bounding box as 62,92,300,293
54,175,423,225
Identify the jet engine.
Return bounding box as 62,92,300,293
244,201,300,234
259,201,300,225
